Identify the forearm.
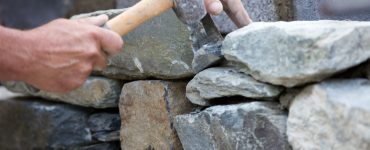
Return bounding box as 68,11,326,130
0,26,30,81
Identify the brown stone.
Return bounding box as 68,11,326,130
119,81,194,150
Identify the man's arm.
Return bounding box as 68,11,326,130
0,15,123,92
0,26,30,81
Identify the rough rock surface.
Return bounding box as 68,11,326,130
71,8,126,19
66,0,116,17
79,143,120,150
73,9,194,80
2,77,122,108
337,60,370,79
223,21,370,87
116,0,139,8
288,79,370,150
293,0,370,21
175,102,290,150
88,113,121,142
0,94,92,149
0,87,23,98
279,88,303,110
186,67,284,106
119,81,194,150
0,88,121,149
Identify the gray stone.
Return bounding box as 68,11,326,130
67,0,116,17
80,143,120,150
175,102,290,150
287,79,370,150
0,87,24,99
223,21,370,87
116,0,139,8
73,9,194,80
191,42,223,73
186,67,284,106
278,88,302,110
71,9,126,19
336,60,370,79
88,113,120,142
92,130,120,142
88,113,120,132
2,76,122,108
119,80,194,150
0,88,121,149
293,0,370,21
0,94,92,149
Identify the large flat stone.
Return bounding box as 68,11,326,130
119,80,194,150
0,88,121,149
73,9,194,80
175,102,290,150
223,21,370,87
186,67,283,106
2,76,122,108
0,98,91,149
287,79,370,150
293,0,370,21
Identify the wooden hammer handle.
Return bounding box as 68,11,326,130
106,0,174,36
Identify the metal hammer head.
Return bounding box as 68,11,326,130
173,0,224,72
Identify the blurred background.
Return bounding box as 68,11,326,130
1,0,370,30
0,0,118,29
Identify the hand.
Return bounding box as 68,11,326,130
22,15,123,92
204,0,252,27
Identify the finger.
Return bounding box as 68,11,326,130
205,0,224,15
76,15,109,26
221,0,252,27
93,49,108,71
94,27,124,56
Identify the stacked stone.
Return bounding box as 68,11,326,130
1,0,370,150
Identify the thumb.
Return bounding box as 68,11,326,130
76,15,109,26
205,0,223,15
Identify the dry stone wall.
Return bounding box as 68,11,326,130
1,0,370,150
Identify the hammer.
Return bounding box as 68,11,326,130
105,0,224,72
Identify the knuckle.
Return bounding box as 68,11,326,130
80,64,93,74
115,35,124,48
88,28,100,39
57,80,78,92
109,33,124,54
67,75,88,91
86,47,100,58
